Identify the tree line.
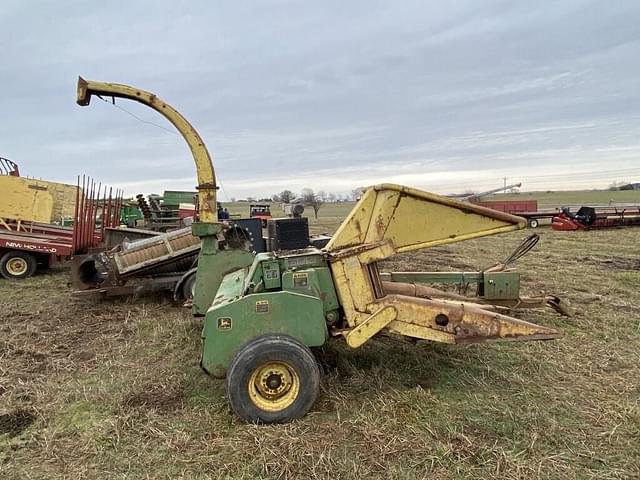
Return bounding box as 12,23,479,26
234,188,365,219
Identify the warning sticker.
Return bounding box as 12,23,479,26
256,300,269,313
293,272,309,288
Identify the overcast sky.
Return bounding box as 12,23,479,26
2,1,640,199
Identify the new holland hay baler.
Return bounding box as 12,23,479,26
76,78,562,424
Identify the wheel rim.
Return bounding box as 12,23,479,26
248,361,300,412
6,257,28,276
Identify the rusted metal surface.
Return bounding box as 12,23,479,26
375,294,561,344
71,271,185,298
381,280,570,315
70,225,200,294
72,175,122,254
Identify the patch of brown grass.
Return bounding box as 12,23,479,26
1,226,640,479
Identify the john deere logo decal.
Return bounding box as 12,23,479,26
217,317,232,330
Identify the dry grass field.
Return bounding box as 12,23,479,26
1,191,639,479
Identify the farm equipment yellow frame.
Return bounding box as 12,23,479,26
326,184,560,347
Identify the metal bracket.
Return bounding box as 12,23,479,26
346,306,397,348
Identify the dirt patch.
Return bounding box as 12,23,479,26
122,383,185,413
0,410,36,437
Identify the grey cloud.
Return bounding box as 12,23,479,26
1,0,639,198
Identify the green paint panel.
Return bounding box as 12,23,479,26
211,268,247,307
281,252,326,270
201,290,328,377
192,236,254,316
120,205,143,223
246,252,276,288
281,267,339,313
162,190,197,207
483,272,520,300
191,222,222,237
262,259,281,290
199,248,338,376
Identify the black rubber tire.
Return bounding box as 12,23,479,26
528,218,539,228
0,251,37,280
226,334,320,424
181,272,197,300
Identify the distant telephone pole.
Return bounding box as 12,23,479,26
503,177,507,194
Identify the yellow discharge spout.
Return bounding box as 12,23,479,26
76,77,217,224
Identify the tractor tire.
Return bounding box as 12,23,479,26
0,251,37,280
181,272,197,300
226,334,320,424
528,218,539,228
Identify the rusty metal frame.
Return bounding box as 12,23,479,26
72,175,122,254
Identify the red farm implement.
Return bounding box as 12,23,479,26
472,199,552,227
552,206,640,231
0,174,122,279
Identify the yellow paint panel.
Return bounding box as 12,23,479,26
380,194,520,252
325,187,377,250
343,255,375,313
346,306,397,348
327,183,526,253
327,260,360,326
0,176,79,223
387,320,456,343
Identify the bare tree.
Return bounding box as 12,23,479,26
300,188,324,219
278,190,296,203
351,187,365,201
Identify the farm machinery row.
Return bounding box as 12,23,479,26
70,77,571,424
463,183,640,230
472,197,640,231
551,205,640,230
0,160,123,279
